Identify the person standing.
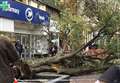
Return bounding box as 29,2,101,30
15,40,24,57
53,43,58,55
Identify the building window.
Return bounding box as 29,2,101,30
28,0,38,8
15,0,28,4
38,3,46,11
60,0,64,3
16,0,23,2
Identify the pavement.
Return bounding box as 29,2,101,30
18,72,101,83
18,72,69,83
69,74,101,83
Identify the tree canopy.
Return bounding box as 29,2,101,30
56,0,120,51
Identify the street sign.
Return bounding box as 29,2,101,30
0,0,49,26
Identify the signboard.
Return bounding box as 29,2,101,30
0,0,49,25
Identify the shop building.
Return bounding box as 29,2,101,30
0,0,50,56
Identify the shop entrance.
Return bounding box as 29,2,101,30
15,33,49,59
15,33,31,59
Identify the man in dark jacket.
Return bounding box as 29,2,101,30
15,40,23,56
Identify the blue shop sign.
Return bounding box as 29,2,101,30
0,0,49,26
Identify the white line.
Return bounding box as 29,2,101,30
48,75,69,83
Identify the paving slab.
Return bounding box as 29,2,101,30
70,74,101,83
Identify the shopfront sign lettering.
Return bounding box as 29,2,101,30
9,7,20,15
0,0,49,26
39,15,45,20
0,1,19,14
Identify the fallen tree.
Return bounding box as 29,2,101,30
19,0,120,77
31,55,115,75
26,10,120,76
30,11,116,68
